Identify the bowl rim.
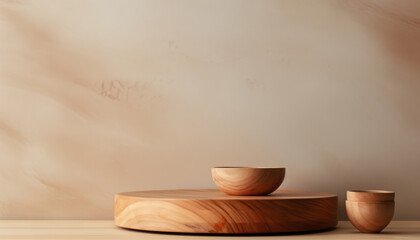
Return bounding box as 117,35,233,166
347,190,395,194
212,166,285,170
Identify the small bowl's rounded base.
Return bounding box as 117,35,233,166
212,167,285,196
346,200,394,233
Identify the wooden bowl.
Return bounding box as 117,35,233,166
346,190,395,233
211,167,285,196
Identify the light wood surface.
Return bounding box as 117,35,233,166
114,189,337,233
0,221,419,239
211,167,285,195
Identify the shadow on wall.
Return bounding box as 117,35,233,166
0,0,419,220
0,0,273,219
0,1,170,219
342,0,420,128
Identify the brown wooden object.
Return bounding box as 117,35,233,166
346,190,395,233
211,167,285,196
115,189,338,234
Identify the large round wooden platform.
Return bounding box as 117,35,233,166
114,189,338,234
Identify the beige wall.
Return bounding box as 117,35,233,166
0,0,419,220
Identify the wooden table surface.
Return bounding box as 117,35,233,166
0,221,419,239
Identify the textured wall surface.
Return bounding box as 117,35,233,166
0,0,419,220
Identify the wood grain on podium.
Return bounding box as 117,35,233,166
114,189,338,234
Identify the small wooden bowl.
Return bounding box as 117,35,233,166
346,190,395,233
211,167,285,196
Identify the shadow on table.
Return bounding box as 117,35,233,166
119,226,337,236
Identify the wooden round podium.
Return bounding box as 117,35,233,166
115,189,338,234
